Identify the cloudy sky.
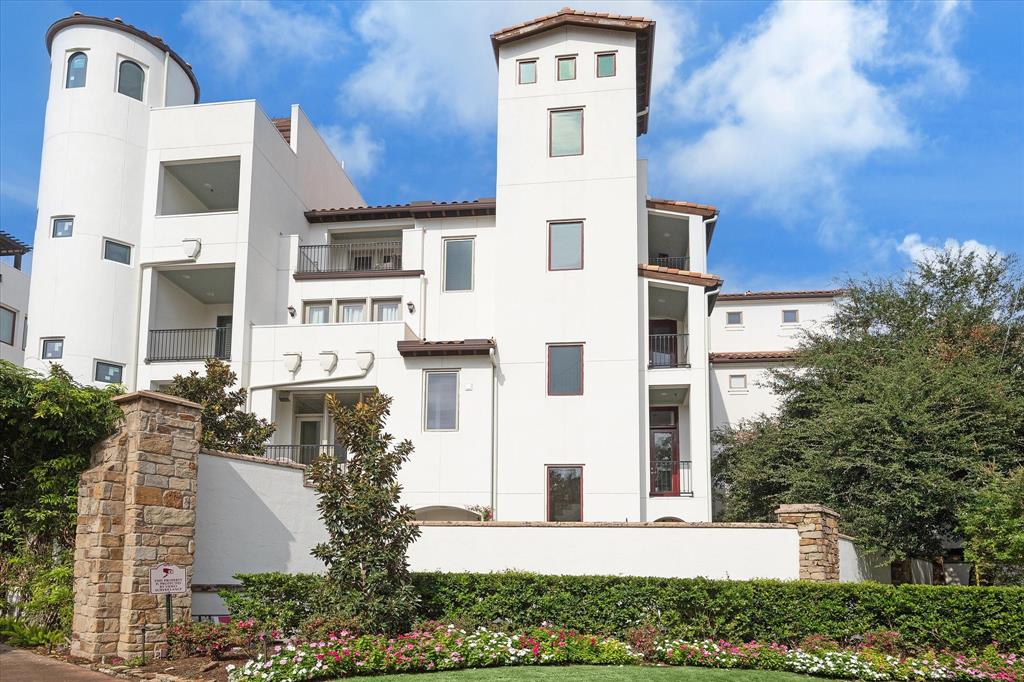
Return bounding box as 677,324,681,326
1,0,1021,291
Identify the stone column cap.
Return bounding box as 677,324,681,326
775,503,840,517
112,390,202,411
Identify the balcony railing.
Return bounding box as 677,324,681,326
263,444,345,466
650,460,693,496
649,333,689,368
649,256,690,270
147,327,231,362
297,241,402,274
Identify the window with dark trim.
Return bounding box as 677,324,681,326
424,370,458,431
52,217,74,238
782,309,799,324
548,221,583,270
103,239,131,265
21,317,27,351
547,465,582,521
596,52,616,78
549,108,583,157
518,59,537,84
95,361,124,384
66,52,87,88
547,344,583,395
0,306,15,346
42,338,64,359
117,60,145,101
726,311,743,326
443,238,474,292
557,56,576,81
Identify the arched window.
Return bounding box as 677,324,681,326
117,60,144,101
66,52,87,88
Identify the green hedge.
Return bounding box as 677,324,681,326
222,572,1024,652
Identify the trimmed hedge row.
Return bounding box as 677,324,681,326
222,572,1024,652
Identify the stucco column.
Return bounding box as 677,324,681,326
71,391,202,661
775,503,840,581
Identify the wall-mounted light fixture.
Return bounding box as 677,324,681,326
287,305,296,318
406,301,416,314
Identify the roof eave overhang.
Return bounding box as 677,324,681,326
397,339,496,358
306,201,497,224
638,265,722,289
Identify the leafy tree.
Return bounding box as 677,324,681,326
959,467,1024,585
163,358,275,456
714,249,1024,564
0,361,123,629
309,391,420,634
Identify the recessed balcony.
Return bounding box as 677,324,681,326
294,234,421,280
648,285,689,368
147,327,231,362
145,266,235,363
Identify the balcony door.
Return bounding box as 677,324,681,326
649,319,678,368
296,417,322,465
650,406,680,496
215,315,232,360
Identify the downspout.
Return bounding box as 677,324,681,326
704,283,722,521
489,348,499,517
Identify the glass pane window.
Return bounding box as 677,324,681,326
726,311,743,325
66,52,87,88
550,109,583,157
103,239,131,265
0,307,14,346
117,60,145,101
729,374,747,390
649,407,676,427
42,338,64,359
549,221,583,270
305,303,330,324
557,56,576,81
339,302,365,323
597,53,616,77
52,217,74,238
518,60,537,84
547,466,582,521
95,361,123,384
373,300,401,322
782,309,799,324
425,371,458,430
298,420,321,445
548,344,583,395
444,239,473,291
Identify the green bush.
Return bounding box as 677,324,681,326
0,617,65,647
224,571,1024,652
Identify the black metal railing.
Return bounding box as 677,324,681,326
650,460,693,496
649,256,690,270
146,327,231,362
648,333,689,368
297,241,402,274
262,444,345,466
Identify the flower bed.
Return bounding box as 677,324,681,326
224,623,1022,682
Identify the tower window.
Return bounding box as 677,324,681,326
42,338,64,359
103,239,132,265
117,60,145,101
549,108,583,157
597,53,616,77
95,361,124,384
66,52,87,88
0,306,15,346
557,56,576,81
518,59,537,84
52,217,74,238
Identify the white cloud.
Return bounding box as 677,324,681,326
342,1,691,129
182,1,344,77
897,233,1001,264
321,124,384,179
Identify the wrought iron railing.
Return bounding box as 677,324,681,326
648,333,689,368
262,444,345,466
650,460,693,496
649,256,690,270
296,241,403,274
146,327,231,362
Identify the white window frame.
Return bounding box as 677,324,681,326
115,56,147,101
728,374,748,393
52,216,74,238
102,238,132,266
304,301,332,324
94,360,124,384
725,310,743,327
372,298,402,322
65,49,89,89
782,309,800,325
443,237,475,293
423,370,459,432
338,300,367,323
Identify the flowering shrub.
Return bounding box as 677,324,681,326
168,619,264,660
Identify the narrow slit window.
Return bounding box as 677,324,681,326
66,52,87,88
549,109,583,157
424,371,458,431
117,60,145,101
518,59,537,84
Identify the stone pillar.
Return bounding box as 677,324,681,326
775,504,840,582
71,391,201,662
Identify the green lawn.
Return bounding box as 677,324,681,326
336,666,834,682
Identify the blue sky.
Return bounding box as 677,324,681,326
1,0,1021,291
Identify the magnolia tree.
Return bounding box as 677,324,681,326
309,391,420,634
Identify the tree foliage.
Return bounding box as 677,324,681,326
959,466,1024,585
309,391,421,634
714,250,1024,562
163,358,275,456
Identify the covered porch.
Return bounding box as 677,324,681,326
264,389,373,465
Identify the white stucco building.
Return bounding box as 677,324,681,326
0,232,32,365
24,9,841,523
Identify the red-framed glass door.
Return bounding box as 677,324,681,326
650,406,679,495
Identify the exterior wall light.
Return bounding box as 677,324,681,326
407,301,416,314
318,351,338,373
282,352,301,373
287,305,296,318
182,238,201,259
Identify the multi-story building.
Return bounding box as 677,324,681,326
24,9,839,523
0,232,32,365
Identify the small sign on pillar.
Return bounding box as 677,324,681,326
149,563,187,623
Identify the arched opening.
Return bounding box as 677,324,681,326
414,506,482,522
66,52,87,88
117,60,145,101
654,516,683,523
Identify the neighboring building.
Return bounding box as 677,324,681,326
0,231,32,366
25,9,837,523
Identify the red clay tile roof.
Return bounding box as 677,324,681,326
397,338,496,358
46,14,200,103
638,264,722,288
647,198,719,218
491,7,655,135
306,199,496,223
273,118,291,144
717,290,843,302
710,351,798,364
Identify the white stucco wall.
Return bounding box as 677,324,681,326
710,297,836,354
